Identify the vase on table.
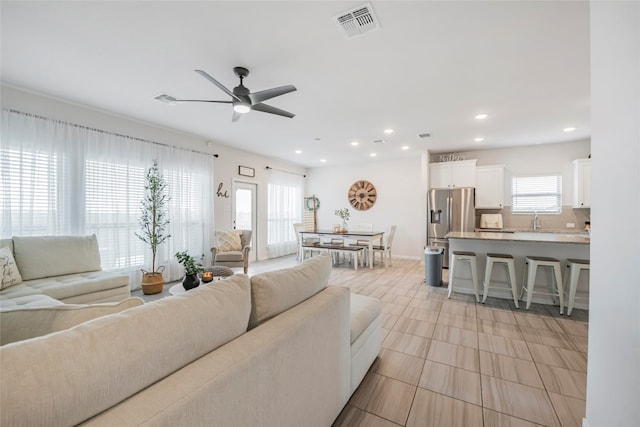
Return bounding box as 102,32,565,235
182,274,200,291
341,221,348,233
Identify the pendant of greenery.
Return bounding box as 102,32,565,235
135,160,171,274
175,251,205,276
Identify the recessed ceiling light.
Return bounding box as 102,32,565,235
351,141,359,146
295,150,302,154
320,159,327,163
474,137,484,142
475,113,488,120
369,153,377,157
401,145,410,150
563,127,576,132
384,128,394,135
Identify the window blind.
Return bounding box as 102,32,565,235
512,175,562,214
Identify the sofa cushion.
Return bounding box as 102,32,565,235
249,253,332,329
350,293,383,344
0,273,252,427
215,230,242,252
14,270,129,301
0,294,63,311
0,297,144,346
0,246,22,290
13,235,102,281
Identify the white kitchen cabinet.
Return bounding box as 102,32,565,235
476,165,505,208
573,159,591,208
429,159,477,188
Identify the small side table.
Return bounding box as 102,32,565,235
168,266,235,296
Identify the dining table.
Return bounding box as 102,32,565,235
299,229,385,269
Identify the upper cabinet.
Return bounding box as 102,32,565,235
476,165,505,209
429,159,477,188
573,159,591,208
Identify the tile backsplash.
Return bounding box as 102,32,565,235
476,207,591,232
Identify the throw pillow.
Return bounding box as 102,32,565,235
248,252,332,329
0,246,22,290
215,230,243,252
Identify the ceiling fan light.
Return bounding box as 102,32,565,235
233,103,251,114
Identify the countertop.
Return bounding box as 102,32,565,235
447,231,590,245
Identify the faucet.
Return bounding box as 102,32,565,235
533,212,541,231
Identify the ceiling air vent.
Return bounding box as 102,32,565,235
333,3,380,39
418,133,432,139
372,139,387,144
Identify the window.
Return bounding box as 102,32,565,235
1,109,214,287
267,170,303,258
512,175,562,214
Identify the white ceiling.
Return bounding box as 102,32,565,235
1,1,591,168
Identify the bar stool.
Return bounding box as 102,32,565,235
564,258,590,316
520,256,564,314
448,251,480,302
482,253,519,308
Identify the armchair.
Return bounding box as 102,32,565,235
211,230,252,274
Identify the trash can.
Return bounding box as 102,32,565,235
425,246,444,286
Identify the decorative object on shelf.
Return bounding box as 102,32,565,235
334,207,350,233
136,160,171,295
437,153,465,162
348,180,377,211
175,251,205,291
305,195,320,211
238,166,255,177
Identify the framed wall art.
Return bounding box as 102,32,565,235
238,166,255,177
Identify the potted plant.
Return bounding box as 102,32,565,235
334,208,350,233
135,160,171,295
175,251,205,290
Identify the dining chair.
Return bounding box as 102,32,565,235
293,222,320,261
372,225,397,267
348,223,374,266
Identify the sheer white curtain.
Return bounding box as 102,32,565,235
1,110,214,289
267,169,303,258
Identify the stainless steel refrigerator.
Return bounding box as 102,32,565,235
427,188,475,268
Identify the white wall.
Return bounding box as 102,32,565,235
0,85,306,261
306,157,424,259
437,139,590,207
586,2,640,426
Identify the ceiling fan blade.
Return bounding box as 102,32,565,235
195,70,242,102
252,103,295,119
232,110,242,122
249,85,297,104
175,99,232,104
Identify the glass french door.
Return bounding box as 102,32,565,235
232,181,257,261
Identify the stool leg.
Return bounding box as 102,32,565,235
567,265,580,316
525,263,535,310
519,261,528,301
354,252,358,271
470,258,480,303
482,258,493,304
546,266,559,305
553,263,564,315
507,260,519,308
448,256,456,299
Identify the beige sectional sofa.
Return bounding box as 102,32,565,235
0,235,130,309
1,253,382,427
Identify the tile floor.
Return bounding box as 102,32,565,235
326,257,588,427
135,255,589,427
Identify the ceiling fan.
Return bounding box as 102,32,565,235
155,67,296,122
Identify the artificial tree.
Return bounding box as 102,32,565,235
135,160,171,294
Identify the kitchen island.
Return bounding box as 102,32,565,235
446,231,590,309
